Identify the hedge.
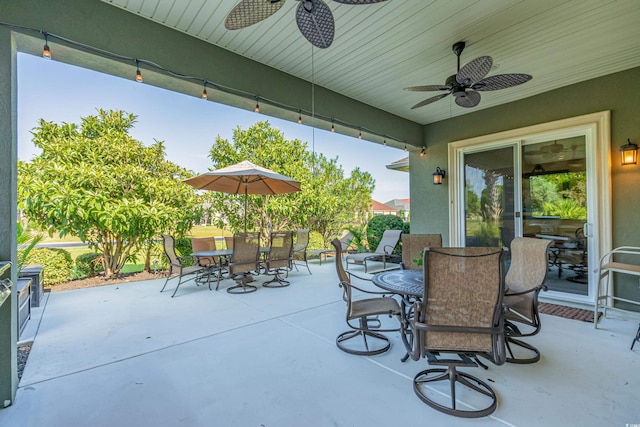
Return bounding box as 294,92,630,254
26,247,74,286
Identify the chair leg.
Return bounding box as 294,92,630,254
263,267,290,288
505,336,541,364
413,365,498,418
335,317,391,356
631,323,640,350
226,274,258,294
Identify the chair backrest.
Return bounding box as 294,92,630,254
229,232,260,275
504,237,552,322
224,236,234,250
332,238,353,307
268,231,294,268
339,232,354,252
373,229,402,254
161,234,181,267
292,229,310,253
421,247,506,361
191,237,217,266
505,237,552,293
401,234,442,270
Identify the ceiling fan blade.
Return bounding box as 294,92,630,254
225,0,285,30
472,73,533,91
411,93,449,109
332,0,387,4
456,56,492,86
296,0,335,49
454,90,481,108
404,84,449,92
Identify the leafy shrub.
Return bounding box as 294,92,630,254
174,237,195,267
366,215,404,254
308,231,325,251
74,252,104,279
26,248,73,286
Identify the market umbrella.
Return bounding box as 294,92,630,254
184,160,301,232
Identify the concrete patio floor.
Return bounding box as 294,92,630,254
1,259,638,426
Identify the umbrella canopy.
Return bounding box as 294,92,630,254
184,160,301,195
184,160,301,232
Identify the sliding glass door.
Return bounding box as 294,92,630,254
450,118,606,306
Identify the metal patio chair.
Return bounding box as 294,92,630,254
263,230,294,287
503,237,553,363
160,234,209,297
346,229,402,273
332,238,401,356
291,229,311,274
409,247,506,418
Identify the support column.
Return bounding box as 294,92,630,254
0,26,18,408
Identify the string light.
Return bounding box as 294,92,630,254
42,32,51,59
383,139,387,146
135,60,143,83
0,23,410,148
297,110,302,124
201,81,208,99
420,147,426,156
254,97,260,113
404,145,407,151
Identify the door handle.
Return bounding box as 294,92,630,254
583,223,593,238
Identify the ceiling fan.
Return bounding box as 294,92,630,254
404,41,532,109
224,0,387,49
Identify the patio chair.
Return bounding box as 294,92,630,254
555,227,588,283
191,237,224,291
346,229,402,273
308,231,354,265
400,234,442,270
224,236,233,250
263,231,294,288
503,237,553,364
291,229,311,274
332,238,401,356
409,247,506,418
226,232,261,294
160,234,210,297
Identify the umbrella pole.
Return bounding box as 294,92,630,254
243,183,248,233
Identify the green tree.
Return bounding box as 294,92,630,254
18,109,202,278
206,121,374,242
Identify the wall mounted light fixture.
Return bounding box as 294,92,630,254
420,147,426,157
620,138,638,166
433,167,446,185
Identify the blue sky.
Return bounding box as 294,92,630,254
16,53,409,203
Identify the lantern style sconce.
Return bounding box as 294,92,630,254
620,138,638,166
433,167,446,185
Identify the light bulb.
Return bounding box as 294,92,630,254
42,33,51,59
201,82,208,99
297,111,302,124
420,147,426,156
331,122,335,132
135,60,143,83
358,130,362,139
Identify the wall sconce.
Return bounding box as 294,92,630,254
433,167,446,185
620,138,638,166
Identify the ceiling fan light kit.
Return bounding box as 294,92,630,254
404,41,532,109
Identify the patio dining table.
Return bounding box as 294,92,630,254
372,269,424,362
192,247,271,286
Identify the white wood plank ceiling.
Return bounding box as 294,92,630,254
102,0,640,125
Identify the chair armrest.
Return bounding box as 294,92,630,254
504,284,546,297
383,245,394,254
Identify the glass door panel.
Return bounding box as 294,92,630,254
463,146,515,247
522,136,588,296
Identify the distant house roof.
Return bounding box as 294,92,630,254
370,200,396,212
384,198,410,211
385,156,409,172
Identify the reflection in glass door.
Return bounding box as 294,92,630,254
464,146,515,248
522,136,588,296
